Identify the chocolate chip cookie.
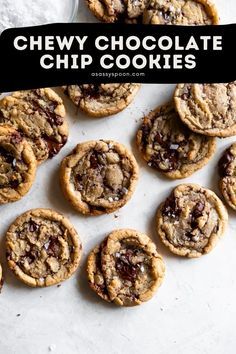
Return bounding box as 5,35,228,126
87,229,165,306
174,82,236,137
143,0,219,25
0,89,68,164
86,0,148,23
0,126,37,204
60,140,139,215
136,102,216,179
6,209,82,287
218,143,236,211
63,84,140,117
156,184,228,258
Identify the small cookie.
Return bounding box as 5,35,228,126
174,82,236,137
60,140,139,215
6,209,82,287
0,126,37,204
86,0,148,23
0,263,3,292
87,229,165,306
218,143,236,210
63,84,140,117
156,184,228,258
143,0,219,24
136,102,216,179
0,89,68,164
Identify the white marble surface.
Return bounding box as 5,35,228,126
0,1,236,353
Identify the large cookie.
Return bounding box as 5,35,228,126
60,140,139,215
174,82,236,137
0,89,68,164
218,143,236,211
86,0,148,23
63,84,140,117
87,229,165,306
136,102,216,179
0,126,37,204
156,184,228,258
143,0,219,24
6,209,82,287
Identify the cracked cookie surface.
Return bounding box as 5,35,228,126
63,84,140,117
87,229,165,306
156,184,228,258
143,0,219,24
218,143,236,211
0,126,37,204
86,0,148,23
60,140,139,215
136,102,216,179
174,82,236,137
6,209,82,287
0,89,68,164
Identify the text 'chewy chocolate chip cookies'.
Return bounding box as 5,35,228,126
87,229,165,306
63,84,140,117
60,140,139,215
6,209,82,287
143,0,219,25
86,0,148,23
0,89,68,164
136,102,216,179
156,184,228,258
0,126,37,204
218,143,236,211
174,82,236,137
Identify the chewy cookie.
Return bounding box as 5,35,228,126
143,0,219,25
63,84,140,117
136,102,216,179
0,126,37,204
218,143,236,210
86,0,148,23
6,209,82,287
0,89,68,164
174,82,236,137
87,229,165,306
156,184,228,258
60,140,139,215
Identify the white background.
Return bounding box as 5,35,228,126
0,1,236,353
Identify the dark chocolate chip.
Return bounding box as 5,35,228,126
29,220,40,232
162,195,181,218
218,148,234,177
46,237,61,257
150,149,179,172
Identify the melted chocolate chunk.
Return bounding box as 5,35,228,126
141,123,151,146
29,220,40,232
162,195,181,218
82,85,100,99
43,136,66,158
116,249,140,282
46,237,61,257
218,149,234,177
0,146,15,164
11,132,23,145
190,202,205,229
150,149,179,172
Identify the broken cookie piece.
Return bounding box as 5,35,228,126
6,208,82,287
60,140,139,215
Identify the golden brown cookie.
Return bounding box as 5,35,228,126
0,89,68,164
60,140,139,215
0,125,37,204
174,82,236,137
156,184,228,258
143,0,219,24
63,84,140,117
87,229,165,306
136,102,216,179
86,0,148,23
218,143,236,211
6,209,82,287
